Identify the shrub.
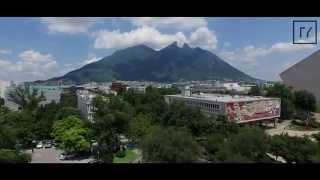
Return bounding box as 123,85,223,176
115,150,126,158
0,149,31,163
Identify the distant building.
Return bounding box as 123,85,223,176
110,81,127,93
77,89,96,122
29,85,63,105
3,84,63,111
128,85,147,93
191,84,226,94
3,82,19,111
164,87,281,124
280,50,320,102
0,80,10,98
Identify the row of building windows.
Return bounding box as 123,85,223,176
182,99,220,110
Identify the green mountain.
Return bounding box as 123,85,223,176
47,42,258,84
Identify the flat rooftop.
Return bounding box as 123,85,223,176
165,93,280,103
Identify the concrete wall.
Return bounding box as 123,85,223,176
280,50,320,102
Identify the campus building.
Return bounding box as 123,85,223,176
3,83,63,110
164,87,281,124
77,89,96,122
29,85,63,105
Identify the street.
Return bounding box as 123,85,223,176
26,147,95,163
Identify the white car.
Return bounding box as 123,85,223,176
59,154,65,160
59,153,75,160
36,142,43,149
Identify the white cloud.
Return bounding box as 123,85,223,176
93,26,188,50
0,49,11,54
93,26,217,51
41,17,98,34
220,42,316,64
19,50,54,63
82,56,101,65
125,17,207,30
0,50,59,82
218,42,317,81
269,42,314,53
189,27,217,50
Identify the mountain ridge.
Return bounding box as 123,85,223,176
44,42,260,84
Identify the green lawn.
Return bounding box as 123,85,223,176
316,104,320,113
113,149,138,163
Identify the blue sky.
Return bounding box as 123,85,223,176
0,17,319,82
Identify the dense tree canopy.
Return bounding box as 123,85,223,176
248,85,262,96
128,113,152,143
141,126,200,162
266,83,295,119
270,134,318,163
214,127,270,162
0,97,4,108
0,149,31,163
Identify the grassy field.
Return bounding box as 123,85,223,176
113,149,138,163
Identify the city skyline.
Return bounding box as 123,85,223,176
0,17,319,82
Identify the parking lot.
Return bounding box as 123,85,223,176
27,147,95,163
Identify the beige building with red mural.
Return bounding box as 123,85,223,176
164,87,281,124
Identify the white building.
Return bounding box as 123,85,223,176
77,89,96,122
0,80,10,98
164,87,281,124
128,85,147,93
29,85,63,105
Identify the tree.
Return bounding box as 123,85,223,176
91,96,122,162
128,113,152,143
294,90,317,127
141,126,200,162
266,83,295,119
270,135,287,161
34,102,61,140
162,102,210,136
0,125,17,149
248,85,262,96
7,86,46,111
0,149,31,163
1,111,37,147
0,97,4,108
271,134,318,163
55,106,81,120
280,98,295,120
52,116,90,154
203,133,225,161
215,127,270,162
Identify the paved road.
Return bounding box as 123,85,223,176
26,147,95,163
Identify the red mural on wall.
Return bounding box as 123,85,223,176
225,100,280,122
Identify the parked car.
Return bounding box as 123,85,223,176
59,153,75,160
36,142,43,149
44,143,52,148
88,159,104,164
